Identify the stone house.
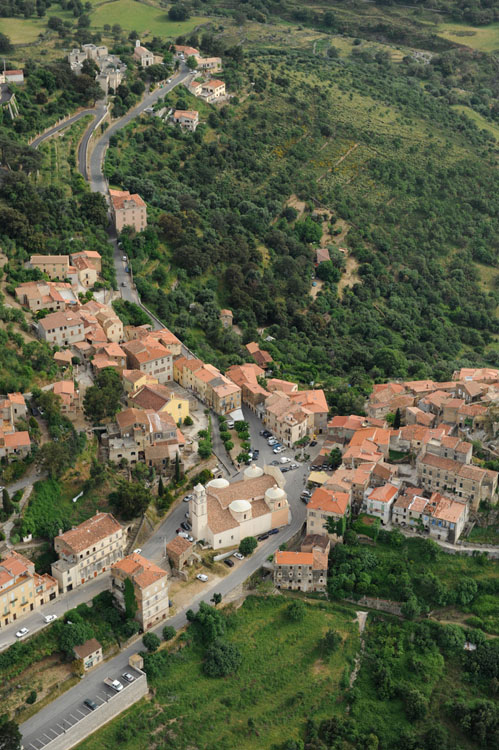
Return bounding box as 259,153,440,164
306,487,350,538
15,281,78,312
73,638,103,671
225,363,269,413
220,309,233,328
264,392,313,447
104,407,180,466
0,430,31,460
129,383,190,425
51,513,126,594
52,380,79,413
165,535,194,571
38,310,85,347
112,552,169,631
122,338,173,384
417,452,498,510
195,56,222,72
200,79,226,102
0,392,27,426
30,255,70,280
246,341,272,369
392,490,468,542
109,189,147,233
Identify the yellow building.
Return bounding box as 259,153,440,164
129,384,189,424
0,551,58,630
122,369,158,395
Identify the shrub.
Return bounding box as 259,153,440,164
142,632,161,652
203,638,242,677
183,415,193,426
239,536,257,556
162,626,176,641
286,600,306,622
26,690,37,704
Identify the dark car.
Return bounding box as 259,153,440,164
252,449,260,459
281,466,290,472
180,520,191,531
268,528,279,536
224,558,235,567
310,440,318,447
84,698,98,711
271,460,280,466
260,430,271,438
258,533,269,541
301,496,310,504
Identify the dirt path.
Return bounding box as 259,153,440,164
317,143,359,183
338,255,360,297
349,610,368,688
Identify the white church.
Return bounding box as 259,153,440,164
190,465,290,549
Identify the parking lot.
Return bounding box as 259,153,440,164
21,664,142,750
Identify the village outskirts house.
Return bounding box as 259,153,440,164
111,552,169,631
15,281,78,312
172,109,199,131
29,255,70,280
362,483,399,525
73,638,103,671
51,513,126,594
274,535,330,593
109,189,147,234
199,79,225,102
122,338,173,384
165,535,194,572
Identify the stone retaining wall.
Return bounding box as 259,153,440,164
33,671,148,750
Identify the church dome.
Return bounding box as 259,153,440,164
229,499,251,514
244,464,264,480
265,485,286,502
207,477,230,489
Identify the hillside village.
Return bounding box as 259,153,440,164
0,5,498,749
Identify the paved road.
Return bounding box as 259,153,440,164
76,66,193,309
30,109,100,150
0,576,109,653
21,411,320,749
77,101,108,180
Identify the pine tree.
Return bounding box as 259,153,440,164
175,453,181,483
393,408,401,430
2,489,13,517
158,476,164,497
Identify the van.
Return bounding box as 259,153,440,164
226,420,234,429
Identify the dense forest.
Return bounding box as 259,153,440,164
108,24,499,390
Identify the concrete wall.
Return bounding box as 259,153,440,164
33,672,148,750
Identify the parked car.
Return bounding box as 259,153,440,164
104,678,123,692
178,531,189,539
224,558,235,568
310,440,318,447
43,614,57,623
197,574,208,582
268,528,279,536
186,534,194,543
301,496,310,504
268,437,278,446
83,698,98,711
273,446,285,454
302,489,312,497
180,520,191,531
290,463,299,469
252,449,260,459
122,672,135,683
270,460,280,466
226,420,234,429
122,255,127,261
281,466,290,472
183,494,193,502
260,430,271,438
233,552,244,560
133,548,142,554
15,627,29,638
258,533,269,541
279,456,291,463
121,281,127,287
185,511,190,519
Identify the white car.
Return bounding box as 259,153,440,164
279,456,291,464
133,548,142,554
197,574,208,582
122,672,135,683
268,438,277,446
178,531,189,539
15,627,29,638
183,494,193,503
233,552,244,560
43,614,58,623
122,255,127,261
273,446,285,454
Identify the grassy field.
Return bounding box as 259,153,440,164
91,1,207,37
437,21,499,52
1,16,48,44
77,595,359,750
